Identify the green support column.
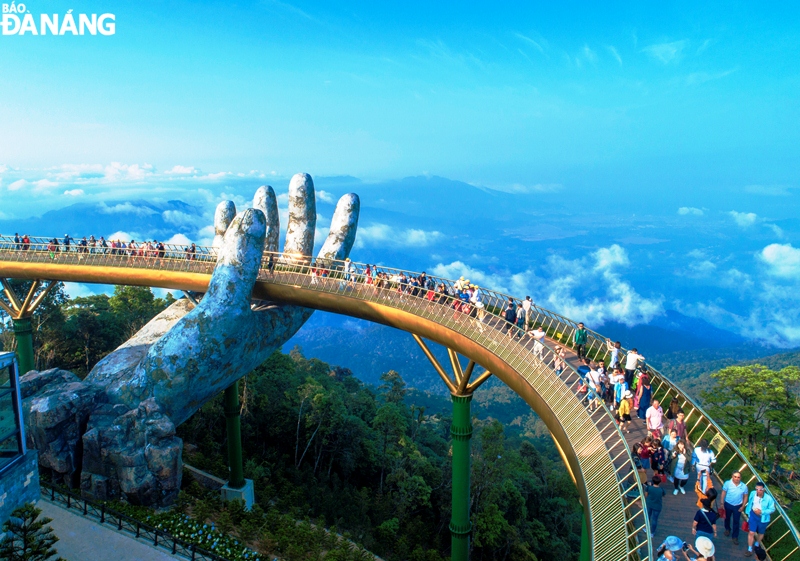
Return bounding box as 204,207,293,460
13,317,34,375
224,381,245,489
450,394,473,561
580,513,591,561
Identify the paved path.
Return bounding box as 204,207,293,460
37,499,180,561
550,341,747,559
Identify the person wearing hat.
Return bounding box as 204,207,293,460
617,389,633,433
656,536,683,560
681,537,715,561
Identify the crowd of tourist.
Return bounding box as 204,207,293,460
6,233,203,261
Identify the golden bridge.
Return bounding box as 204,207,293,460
1,237,798,561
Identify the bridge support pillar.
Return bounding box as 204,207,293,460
1,279,58,375
580,513,591,561
12,317,34,375
412,335,494,561
224,381,246,490
450,393,473,561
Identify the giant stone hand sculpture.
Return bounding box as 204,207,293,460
20,174,360,506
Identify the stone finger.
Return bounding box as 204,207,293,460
318,193,360,260
213,200,237,250
253,185,280,253
283,173,316,258
204,208,266,312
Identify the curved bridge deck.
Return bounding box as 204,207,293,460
1,237,799,561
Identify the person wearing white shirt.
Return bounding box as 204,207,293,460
721,471,748,545
624,348,645,387
522,296,533,331
531,326,546,359
645,399,664,436
606,339,621,369
691,439,717,493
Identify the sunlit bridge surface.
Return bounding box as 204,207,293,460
1,235,798,561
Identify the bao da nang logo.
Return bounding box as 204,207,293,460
1,3,115,35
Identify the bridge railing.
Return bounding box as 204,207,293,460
262,258,651,561
0,236,651,560
545,326,800,561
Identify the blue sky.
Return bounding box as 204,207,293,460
1,1,800,346
2,1,799,188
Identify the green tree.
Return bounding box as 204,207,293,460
108,285,175,339
379,370,407,405
702,364,800,465
0,503,65,561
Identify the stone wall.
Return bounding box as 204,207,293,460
0,449,40,524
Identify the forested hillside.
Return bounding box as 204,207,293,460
179,349,583,561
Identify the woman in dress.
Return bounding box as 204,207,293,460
637,376,652,420
672,440,691,495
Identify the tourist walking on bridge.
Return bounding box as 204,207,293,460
744,482,776,557
645,475,666,536
616,390,633,432
692,498,719,541
625,347,645,387
672,440,691,494
574,322,588,359
646,399,664,438
637,375,653,420
720,471,748,545
522,296,533,331
668,411,688,442
692,439,717,492
606,339,621,369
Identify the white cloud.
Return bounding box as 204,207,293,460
8,179,27,191
103,162,154,181
317,190,334,203
98,202,157,216
720,268,753,292
52,163,105,181
63,189,84,197
492,183,562,194
432,244,663,328
606,45,622,65
162,210,202,227
514,32,545,53
34,179,59,190
0,165,9,174
62,282,102,299
106,231,138,242
685,68,737,86
201,172,229,181
729,210,757,227
767,224,784,238
678,207,703,216
583,44,597,63
355,223,443,248
642,40,687,64
744,184,795,196
165,165,196,175
164,233,193,246
760,243,800,278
